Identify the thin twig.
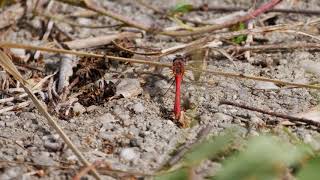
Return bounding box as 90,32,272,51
0,159,72,169
0,90,40,104
36,12,122,29
1,42,320,90
219,100,320,127
0,101,31,114
192,5,320,15
111,40,161,56
63,32,139,50
190,67,320,90
224,42,320,52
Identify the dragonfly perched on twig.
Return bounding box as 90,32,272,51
1,42,320,127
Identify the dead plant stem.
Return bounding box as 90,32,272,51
1,42,320,90
220,100,320,127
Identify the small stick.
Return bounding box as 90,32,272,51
34,0,55,60
0,159,72,169
244,19,254,62
0,101,31,114
188,66,320,90
192,5,320,15
0,90,40,104
112,40,161,56
224,42,320,52
36,12,122,29
64,32,139,50
219,100,320,127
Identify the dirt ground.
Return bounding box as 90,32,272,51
1,0,320,179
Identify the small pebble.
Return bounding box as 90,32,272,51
255,82,279,90
19,112,36,120
86,105,99,112
44,142,62,152
132,103,145,113
213,113,233,122
301,60,320,76
120,148,136,161
0,121,5,127
72,102,86,115
32,152,57,166
250,115,266,128
116,78,143,98
10,48,25,57
0,167,23,180
99,113,116,129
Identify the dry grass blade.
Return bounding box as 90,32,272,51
189,67,320,90
0,42,172,68
0,101,31,114
63,32,140,50
0,50,101,180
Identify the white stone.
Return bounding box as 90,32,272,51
133,103,145,113
255,82,279,90
73,102,86,114
120,148,136,161
116,79,143,98
301,60,320,76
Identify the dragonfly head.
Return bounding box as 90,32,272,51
172,55,186,75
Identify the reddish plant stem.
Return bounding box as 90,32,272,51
251,0,282,17
162,0,283,36
220,0,282,27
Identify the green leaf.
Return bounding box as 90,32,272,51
183,131,236,166
155,168,189,180
171,3,193,14
214,136,308,180
231,22,247,44
297,156,320,180
232,35,247,44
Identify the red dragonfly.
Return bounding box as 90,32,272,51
169,48,209,127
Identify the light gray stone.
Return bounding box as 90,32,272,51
132,102,145,113
120,148,136,161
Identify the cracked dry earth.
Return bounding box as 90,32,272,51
1,0,320,179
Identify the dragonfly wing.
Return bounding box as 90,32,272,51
187,48,208,81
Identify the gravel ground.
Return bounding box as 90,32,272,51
1,0,320,179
